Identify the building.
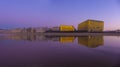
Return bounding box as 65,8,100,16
78,19,104,32
60,25,75,31
78,36,104,48
27,28,36,33
50,27,59,31
115,29,120,33
35,27,50,33
10,28,22,33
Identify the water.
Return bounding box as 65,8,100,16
0,34,120,67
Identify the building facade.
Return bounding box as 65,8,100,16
35,27,50,33
10,28,22,33
50,27,60,31
60,25,75,31
78,20,104,32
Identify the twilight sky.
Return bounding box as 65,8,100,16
0,0,120,30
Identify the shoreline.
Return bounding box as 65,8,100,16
43,32,120,36
0,32,120,36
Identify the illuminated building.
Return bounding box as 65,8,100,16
60,25,75,31
78,19,104,32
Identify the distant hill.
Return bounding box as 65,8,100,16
0,29,8,33
0,29,8,30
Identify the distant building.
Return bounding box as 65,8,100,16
78,36,104,48
115,29,120,33
78,19,104,32
26,28,36,33
21,28,36,33
10,28,22,33
50,27,59,31
21,28,27,33
35,27,50,33
60,25,75,31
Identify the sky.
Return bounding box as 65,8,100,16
0,0,120,30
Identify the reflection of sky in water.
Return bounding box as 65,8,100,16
0,35,120,67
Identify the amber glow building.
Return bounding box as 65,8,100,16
78,19,104,32
60,25,75,31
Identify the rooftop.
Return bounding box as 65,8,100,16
87,19,104,22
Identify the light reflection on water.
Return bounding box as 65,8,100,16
0,34,120,67
0,34,104,48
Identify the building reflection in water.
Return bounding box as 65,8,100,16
8,34,37,41
78,36,104,48
4,34,104,48
26,35,36,41
59,36,75,43
7,34,60,41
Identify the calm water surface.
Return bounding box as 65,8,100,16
0,34,120,67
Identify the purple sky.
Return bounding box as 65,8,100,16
0,0,120,30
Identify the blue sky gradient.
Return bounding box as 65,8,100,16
0,0,120,30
